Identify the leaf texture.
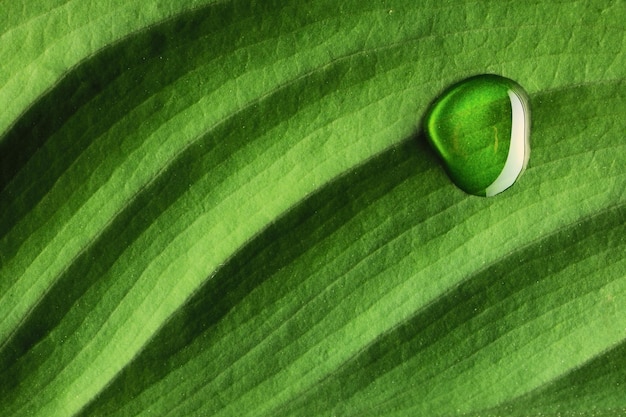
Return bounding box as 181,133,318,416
0,0,625,416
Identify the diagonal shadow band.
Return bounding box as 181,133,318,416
0,128,441,405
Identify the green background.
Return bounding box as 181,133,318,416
0,0,624,416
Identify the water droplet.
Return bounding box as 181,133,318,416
424,74,530,196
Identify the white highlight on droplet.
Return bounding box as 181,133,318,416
484,88,530,197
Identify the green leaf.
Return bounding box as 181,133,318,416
1,0,624,416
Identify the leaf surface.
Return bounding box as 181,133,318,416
1,0,625,416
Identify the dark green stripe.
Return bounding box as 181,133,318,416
0,0,293,239
74,136,439,416
273,204,626,417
